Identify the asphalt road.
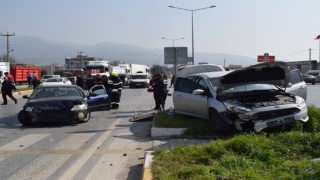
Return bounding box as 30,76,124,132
0,84,318,179
0,86,174,180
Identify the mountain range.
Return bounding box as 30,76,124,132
6,36,257,67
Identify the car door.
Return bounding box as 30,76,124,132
173,76,208,119
86,85,110,110
286,69,307,100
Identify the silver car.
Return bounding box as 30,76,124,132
173,61,309,134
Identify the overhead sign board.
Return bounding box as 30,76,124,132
258,53,275,63
164,47,188,64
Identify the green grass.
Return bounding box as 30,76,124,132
152,132,320,179
152,105,320,179
16,87,33,91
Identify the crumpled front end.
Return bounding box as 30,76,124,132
223,95,309,132
22,99,89,123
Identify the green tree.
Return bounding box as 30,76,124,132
150,65,164,75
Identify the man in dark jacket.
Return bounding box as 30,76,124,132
32,76,41,90
1,76,17,105
150,74,167,111
109,72,123,108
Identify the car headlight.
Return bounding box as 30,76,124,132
296,96,306,108
224,101,251,114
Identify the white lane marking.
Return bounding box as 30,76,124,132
0,134,50,150
60,118,122,180
7,133,94,180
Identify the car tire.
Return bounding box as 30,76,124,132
18,110,32,126
78,111,90,123
209,109,235,135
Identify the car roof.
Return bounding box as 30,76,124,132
190,71,231,78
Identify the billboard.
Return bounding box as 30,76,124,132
164,47,188,64
257,53,275,63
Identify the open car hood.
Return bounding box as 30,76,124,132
216,61,290,93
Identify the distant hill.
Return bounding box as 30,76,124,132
7,36,256,67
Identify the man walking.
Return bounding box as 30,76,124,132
1,76,17,105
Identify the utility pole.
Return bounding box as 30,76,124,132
309,48,312,61
0,32,15,62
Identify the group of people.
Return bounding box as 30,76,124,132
1,72,17,105
76,72,123,109
26,72,41,89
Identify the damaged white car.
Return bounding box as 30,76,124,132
173,61,309,134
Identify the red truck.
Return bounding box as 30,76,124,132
10,66,41,84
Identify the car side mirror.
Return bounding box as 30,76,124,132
192,89,205,95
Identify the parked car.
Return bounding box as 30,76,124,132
128,73,150,88
41,75,60,82
18,84,111,125
302,74,317,84
42,77,72,85
173,61,309,134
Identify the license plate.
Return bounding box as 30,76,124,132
266,116,295,127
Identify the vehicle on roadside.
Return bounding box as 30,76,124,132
42,77,72,85
173,61,309,134
41,75,60,82
18,84,111,125
305,70,320,82
302,74,317,84
128,73,150,88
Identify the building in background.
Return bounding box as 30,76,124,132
65,52,95,70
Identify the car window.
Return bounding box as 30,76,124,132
175,77,203,94
290,70,303,84
91,86,106,95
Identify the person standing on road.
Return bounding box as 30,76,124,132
169,74,175,88
32,75,41,90
26,72,33,87
1,76,17,105
109,72,123,108
150,73,167,111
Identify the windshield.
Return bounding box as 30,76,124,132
30,86,83,99
131,75,148,79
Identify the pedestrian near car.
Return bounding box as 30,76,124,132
150,73,167,111
109,72,123,108
32,76,41,90
26,72,33,87
1,76,17,105
76,74,85,89
169,74,175,88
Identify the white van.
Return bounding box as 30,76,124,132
306,70,320,82
41,75,60,82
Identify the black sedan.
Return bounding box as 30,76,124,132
18,84,111,125
302,74,317,85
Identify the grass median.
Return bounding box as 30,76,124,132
152,105,320,179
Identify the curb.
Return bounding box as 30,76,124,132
142,151,154,180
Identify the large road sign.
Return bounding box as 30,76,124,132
164,47,188,64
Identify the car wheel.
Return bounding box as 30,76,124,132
209,109,235,135
78,111,90,123
18,110,32,126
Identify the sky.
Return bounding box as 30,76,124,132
1,0,320,62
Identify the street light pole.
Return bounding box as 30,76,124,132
169,5,216,65
161,37,184,47
0,32,15,62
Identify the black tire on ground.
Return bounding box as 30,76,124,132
78,111,90,123
209,109,235,135
18,110,32,126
